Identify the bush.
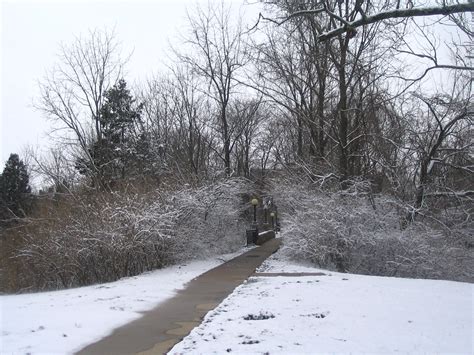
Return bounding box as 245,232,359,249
0,178,254,293
171,178,256,259
270,178,473,283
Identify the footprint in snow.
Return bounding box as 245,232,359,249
110,306,125,311
244,312,275,320
300,312,329,318
31,326,45,333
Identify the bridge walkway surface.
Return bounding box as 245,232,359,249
77,238,281,355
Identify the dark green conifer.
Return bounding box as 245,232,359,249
0,153,31,218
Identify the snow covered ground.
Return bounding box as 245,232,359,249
2,244,472,355
0,249,248,354
170,250,474,354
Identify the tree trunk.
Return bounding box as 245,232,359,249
337,37,350,185
317,78,326,157
222,109,231,175
338,75,349,182
297,115,303,158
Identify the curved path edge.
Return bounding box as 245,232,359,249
77,238,281,355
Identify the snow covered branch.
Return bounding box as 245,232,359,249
263,3,474,41
425,190,474,198
318,3,474,41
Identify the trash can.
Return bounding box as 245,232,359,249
246,228,258,245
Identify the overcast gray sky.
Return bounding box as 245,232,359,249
1,0,258,167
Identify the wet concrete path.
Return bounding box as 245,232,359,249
77,238,281,355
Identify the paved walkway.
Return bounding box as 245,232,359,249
77,238,281,355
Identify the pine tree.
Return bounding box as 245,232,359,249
0,153,31,218
77,79,144,188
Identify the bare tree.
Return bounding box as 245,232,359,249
25,147,79,194
230,97,264,177
252,0,403,185
173,1,249,175
168,66,210,178
406,76,473,220
250,17,331,160
138,69,213,182
36,29,125,184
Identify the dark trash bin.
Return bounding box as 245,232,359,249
246,228,258,245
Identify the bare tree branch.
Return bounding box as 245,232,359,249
259,3,474,41
319,3,474,41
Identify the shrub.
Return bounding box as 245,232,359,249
270,178,473,283
1,178,254,292
170,178,256,259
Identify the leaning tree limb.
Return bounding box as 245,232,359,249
259,2,474,41
317,3,474,41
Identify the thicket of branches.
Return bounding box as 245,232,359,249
271,175,473,282
0,178,254,292
1,0,472,292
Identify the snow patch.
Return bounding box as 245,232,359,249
0,249,247,354
171,250,473,354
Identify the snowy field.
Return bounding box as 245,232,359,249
170,251,473,354
0,249,247,354
1,245,472,354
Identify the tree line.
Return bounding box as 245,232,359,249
3,0,473,222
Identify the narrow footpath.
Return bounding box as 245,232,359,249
77,238,281,355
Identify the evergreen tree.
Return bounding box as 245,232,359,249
0,153,31,218
77,79,145,188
